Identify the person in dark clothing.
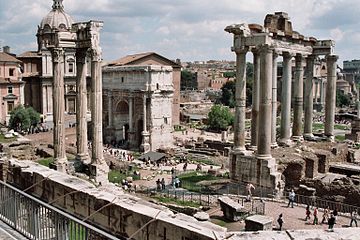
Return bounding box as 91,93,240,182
328,213,335,231
277,214,284,231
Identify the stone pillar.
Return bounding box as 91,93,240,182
304,55,315,138
257,45,273,159
320,78,325,108
141,94,150,152
90,48,109,184
51,48,67,171
314,79,319,103
108,91,112,127
279,52,293,145
250,49,260,149
233,47,248,152
292,54,305,140
75,50,89,163
271,51,278,147
128,94,135,148
324,55,339,140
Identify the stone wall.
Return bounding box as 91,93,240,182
4,159,226,240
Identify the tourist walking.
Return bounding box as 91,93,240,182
322,206,330,224
328,213,336,231
277,214,284,231
287,189,295,208
333,208,338,223
305,205,311,221
161,178,166,190
246,183,255,197
350,210,358,227
313,207,318,225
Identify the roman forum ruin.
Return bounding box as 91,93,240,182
37,0,108,183
225,12,337,192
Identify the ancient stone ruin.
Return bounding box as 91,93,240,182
225,12,337,193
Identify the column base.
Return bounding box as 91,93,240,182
271,142,278,149
232,147,252,156
89,163,109,186
303,133,315,141
141,131,151,153
230,154,281,194
53,158,68,173
325,135,335,142
291,135,304,143
278,138,294,147
76,153,90,165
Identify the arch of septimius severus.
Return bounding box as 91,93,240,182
37,0,108,184
225,12,337,193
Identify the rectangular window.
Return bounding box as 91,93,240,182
7,101,14,114
7,86,13,94
9,68,15,76
69,63,74,73
164,117,168,125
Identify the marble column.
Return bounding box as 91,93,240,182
279,52,293,145
233,47,248,152
141,94,150,152
314,79,319,103
324,55,339,140
257,45,273,159
128,94,135,147
75,49,89,163
107,91,112,127
271,51,279,147
320,79,325,108
90,48,109,183
51,48,67,171
76,49,89,163
250,48,260,149
292,54,305,140
304,55,315,138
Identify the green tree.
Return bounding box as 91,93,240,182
207,104,234,131
219,62,254,108
181,70,197,90
336,90,351,108
219,80,235,108
8,105,40,132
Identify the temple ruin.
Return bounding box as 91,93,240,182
37,0,108,183
225,12,337,193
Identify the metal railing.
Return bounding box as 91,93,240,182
283,190,360,214
0,181,122,240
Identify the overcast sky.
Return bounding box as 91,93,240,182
0,0,359,66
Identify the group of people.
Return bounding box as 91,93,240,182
156,178,166,191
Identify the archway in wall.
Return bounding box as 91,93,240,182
282,162,303,189
137,120,143,148
113,100,129,141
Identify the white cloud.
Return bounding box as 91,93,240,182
0,0,359,62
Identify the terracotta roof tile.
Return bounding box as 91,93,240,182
0,52,22,63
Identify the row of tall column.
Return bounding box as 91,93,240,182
51,46,108,183
233,44,338,159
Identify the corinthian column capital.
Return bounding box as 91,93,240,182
51,48,64,63
90,48,102,62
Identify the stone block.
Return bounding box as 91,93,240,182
218,196,248,221
245,215,273,231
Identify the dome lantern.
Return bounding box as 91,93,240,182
52,0,64,10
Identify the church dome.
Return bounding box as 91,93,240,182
39,0,74,32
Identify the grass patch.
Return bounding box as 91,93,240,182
153,196,201,208
335,135,345,142
108,169,140,184
178,172,223,193
334,124,349,130
0,134,16,143
313,123,324,131
37,157,54,167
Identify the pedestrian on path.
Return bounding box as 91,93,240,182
328,213,336,231
305,205,311,221
287,189,295,208
322,206,330,224
350,210,358,227
277,213,284,231
313,207,318,225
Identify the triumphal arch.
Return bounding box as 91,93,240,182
225,12,337,193
37,0,108,184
